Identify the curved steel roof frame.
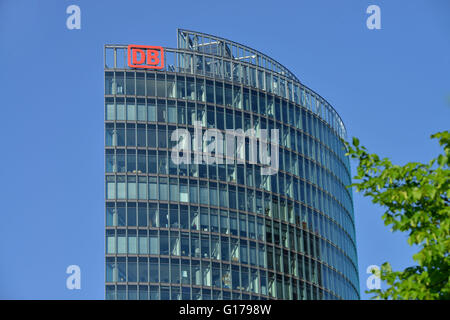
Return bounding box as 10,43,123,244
177,29,301,83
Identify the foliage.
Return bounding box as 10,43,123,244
345,131,450,299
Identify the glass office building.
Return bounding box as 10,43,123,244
104,29,359,300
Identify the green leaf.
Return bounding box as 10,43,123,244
346,130,450,300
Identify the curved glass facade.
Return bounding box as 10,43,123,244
104,30,359,300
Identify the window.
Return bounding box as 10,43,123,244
136,73,145,96
149,258,159,282
191,261,201,286
160,232,169,255
158,151,167,174
117,176,126,199
251,90,258,113
187,77,195,100
200,181,208,205
170,179,179,202
128,231,137,254
117,231,126,254
216,107,224,131
115,72,124,94
127,103,136,121
219,184,227,207
221,237,230,261
191,234,200,258
139,231,148,254
181,234,189,257
189,181,198,204
188,207,198,231
137,125,146,147
200,209,209,232
230,212,238,236
127,204,136,226
225,83,232,106
177,101,186,124
207,106,215,128
216,82,223,105
117,258,126,283
149,231,158,254
158,126,167,148
240,240,248,265
156,74,165,97
126,124,135,146
170,233,180,256
157,101,166,122
170,206,179,228
159,205,168,227
106,102,115,120
106,257,116,282
167,75,176,98
202,261,211,286
106,204,116,226
127,176,137,200
211,236,220,259
177,76,186,99
112,93,124,120
196,79,205,102
220,211,229,234
239,214,247,237
210,212,218,233
180,183,188,202
126,150,136,173
180,206,188,229
105,123,115,146
139,258,148,282
105,72,114,94
243,89,250,111
148,101,156,122
168,101,177,123
181,260,190,284
126,72,135,95
106,230,115,254
105,150,114,173
206,80,214,103
148,151,157,174
201,235,210,258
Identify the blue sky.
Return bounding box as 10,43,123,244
0,0,448,300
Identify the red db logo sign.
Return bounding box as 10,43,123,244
127,45,164,69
